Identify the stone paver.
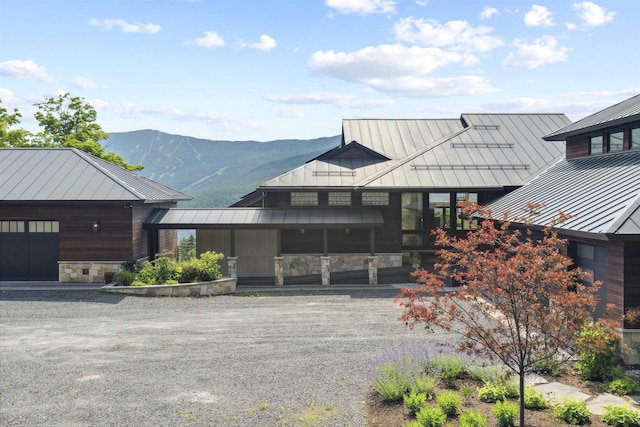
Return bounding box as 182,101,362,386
586,393,636,415
534,381,591,402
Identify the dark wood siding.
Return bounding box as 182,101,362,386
1,201,176,262
624,242,640,311
281,229,323,253
566,136,589,159
606,241,625,324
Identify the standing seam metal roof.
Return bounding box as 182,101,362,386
487,151,640,236
259,114,569,190
544,94,640,140
0,148,192,202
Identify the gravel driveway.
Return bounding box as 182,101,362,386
0,290,450,426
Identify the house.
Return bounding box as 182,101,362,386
488,94,640,324
0,148,191,282
145,113,571,285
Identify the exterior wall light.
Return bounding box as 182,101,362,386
92,220,101,232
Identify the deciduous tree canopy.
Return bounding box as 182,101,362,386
396,203,601,427
0,94,142,171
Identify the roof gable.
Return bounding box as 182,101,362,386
0,148,191,202
313,141,390,162
544,94,640,140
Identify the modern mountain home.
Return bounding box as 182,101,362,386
0,148,191,282
146,113,571,285
489,94,640,327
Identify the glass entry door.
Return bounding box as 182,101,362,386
429,193,451,230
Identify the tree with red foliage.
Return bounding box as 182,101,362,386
396,203,601,427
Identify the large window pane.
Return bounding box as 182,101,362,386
609,131,624,152
362,192,388,206
290,192,318,206
402,193,423,231
430,193,450,229
456,192,478,230
590,136,603,155
632,128,640,148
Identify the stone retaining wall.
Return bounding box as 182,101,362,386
101,277,236,297
282,253,401,277
59,261,123,283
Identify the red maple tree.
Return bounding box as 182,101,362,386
396,203,601,427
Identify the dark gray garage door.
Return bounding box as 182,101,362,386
0,220,59,281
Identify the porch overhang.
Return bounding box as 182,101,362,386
143,207,385,230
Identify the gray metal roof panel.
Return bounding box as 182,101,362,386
261,114,568,191
544,94,640,140
0,148,191,202
488,151,640,235
144,208,384,227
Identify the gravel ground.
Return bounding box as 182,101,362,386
0,290,450,427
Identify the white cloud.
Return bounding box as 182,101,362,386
501,36,569,69
393,18,503,53
192,31,225,48
72,76,106,90
0,59,53,82
364,75,495,97
480,7,499,20
274,107,304,118
309,44,476,83
251,34,277,51
524,5,555,27
325,0,396,15
572,2,615,27
264,91,395,108
89,18,161,34
0,88,19,104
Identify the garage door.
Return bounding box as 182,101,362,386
0,220,59,281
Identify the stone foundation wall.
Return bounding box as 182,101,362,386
282,253,401,277
59,261,123,283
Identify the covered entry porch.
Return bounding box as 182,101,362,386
144,207,401,286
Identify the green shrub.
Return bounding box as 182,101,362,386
575,320,620,382
478,382,506,403
467,365,508,383
112,269,135,286
416,406,446,427
436,390,461,417
603,377,640,396
531,353,565,377
403,422,423,427
523,386,549,410
404,391,428,415
135,261,156,285
459,409,488,427
502,379,519,399
179,251,223,282
553,397,591,425
152,256,182,284
601,404,640,426
433,353,465,384
372,363,411,401
410,374,438,396
492,400,518,427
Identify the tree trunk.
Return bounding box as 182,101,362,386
519,370,526,427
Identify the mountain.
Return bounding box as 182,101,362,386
104,130,340,207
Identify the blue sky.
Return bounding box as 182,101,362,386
1,0,638,142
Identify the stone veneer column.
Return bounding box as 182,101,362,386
274,256,284,286
227,257,238,279
321,256,331,286
368,256,379,285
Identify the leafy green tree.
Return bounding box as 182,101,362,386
178,234,196,262
0,101,31,147
32,93,143,171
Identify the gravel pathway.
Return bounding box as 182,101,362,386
0,290,449,426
